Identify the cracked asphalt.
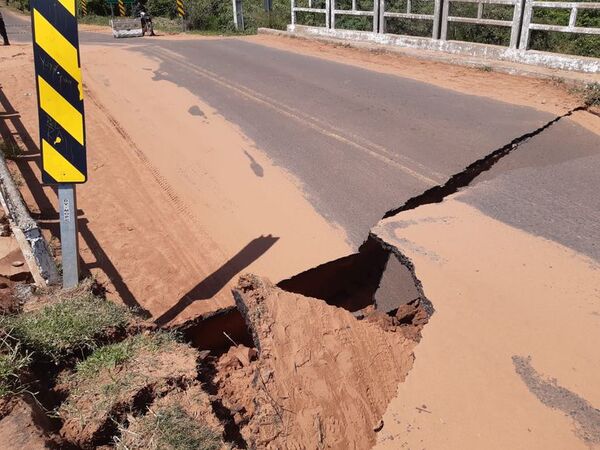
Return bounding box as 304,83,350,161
5,9,600,258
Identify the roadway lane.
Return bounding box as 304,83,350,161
462,115,600,262
5,8,600,252
135,39,558,243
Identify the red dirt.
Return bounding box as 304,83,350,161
212,274,420,449
59,337,198,448
0,397,50,450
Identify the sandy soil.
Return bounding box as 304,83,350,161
0,43,351,322
214,274,420,449
371,197,600,450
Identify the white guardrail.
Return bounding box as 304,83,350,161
291,0,600,51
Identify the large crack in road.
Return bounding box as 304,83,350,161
384,105,588,218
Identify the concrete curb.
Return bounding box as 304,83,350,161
0,153,60,287
257,27,599,84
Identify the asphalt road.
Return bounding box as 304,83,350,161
5,9,600,259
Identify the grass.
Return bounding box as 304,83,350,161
0,336,31,398
0,141,22,160
59,331,188,437
116,405,223,450
78,15,111,27
0,285,131,361
75,332,177,379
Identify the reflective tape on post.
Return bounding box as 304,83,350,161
31,0,87,185
118,0,126,16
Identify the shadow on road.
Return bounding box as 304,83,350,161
155,234,279,326
0,84,150,316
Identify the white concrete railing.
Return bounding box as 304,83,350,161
380,0,442,38
520,1,600,49
332,0,379,32
291,0,331,27
291,0,600,52
441,0,523,48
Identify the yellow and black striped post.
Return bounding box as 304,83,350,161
30,0,86,288
118,0,126,17
31,0,87,184
176,0,185,17
80,0,87,16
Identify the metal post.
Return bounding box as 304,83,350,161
58,184,80,289
31,0,88,290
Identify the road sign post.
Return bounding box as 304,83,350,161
176,0,186,31
58,185,79,288
30,0,88,289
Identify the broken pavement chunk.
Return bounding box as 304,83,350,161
220,274,419,449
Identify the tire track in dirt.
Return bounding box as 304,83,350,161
85,87,198,224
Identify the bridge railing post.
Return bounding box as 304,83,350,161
519,0,533,49
440,0,449,40
432,0,442,39
509,0,525,48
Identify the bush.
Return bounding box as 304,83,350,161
185,0,237,32
0,288,131,361
148,0,178,19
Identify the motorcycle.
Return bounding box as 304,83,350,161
139,11,155,36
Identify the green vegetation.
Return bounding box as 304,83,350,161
0,337,31,398
117,405,223,450
0,141,22,160
0,287,130,361
10,0,599,55
75,331,176,378
60,333,178,423
58,331,197,445
77,14,111,26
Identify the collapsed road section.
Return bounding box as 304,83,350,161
167,103,600,449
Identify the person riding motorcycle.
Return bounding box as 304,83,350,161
132,1,155,36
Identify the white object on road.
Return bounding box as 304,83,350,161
111,18,143,38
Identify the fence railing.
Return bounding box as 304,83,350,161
520,1,600,49
380,0,442,38
441,0,523,48
331,0,379,32
291,0,331,28
291,0,600,53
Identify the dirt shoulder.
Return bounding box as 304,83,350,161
1,43,351,323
